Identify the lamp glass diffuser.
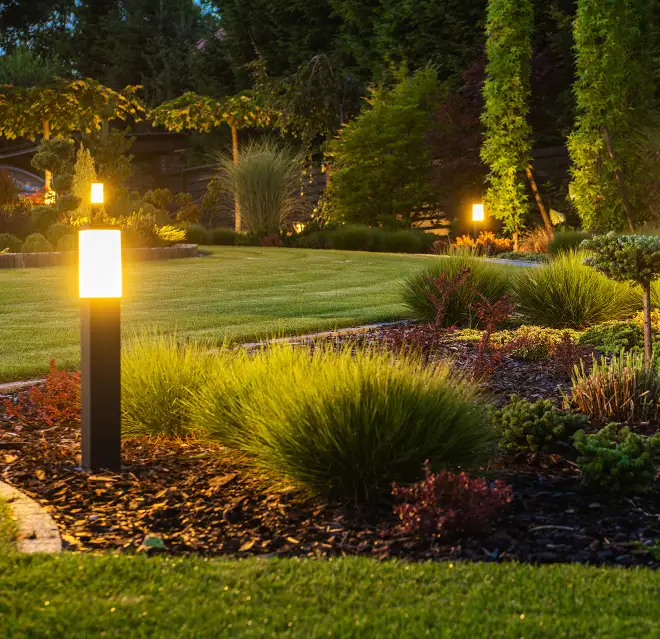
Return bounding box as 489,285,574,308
91,182,104,205
79,230,122,298
472,203,485,222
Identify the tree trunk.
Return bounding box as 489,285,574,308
643,282,653,369
231,122,241,233
42,119,52,191
513,231,519,252
602,125,635,233
525,165,553,234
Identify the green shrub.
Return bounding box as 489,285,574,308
0,232,22,253
181,223,210,246
121,334,217,438
379,229,436,254
566,350,660,423
547,231,592,255
578,321,644,353
46,223,74,247
515,250,639,329
496,325,578,361
295,226,435,253
573,424,660,493
494,395,588,455
30,205,59,233
21,233,53,253
209,227,239,245
56,234,77,252
328,225,379,251
401,254,516,327
190,344,494,504
216,139,301,235
296,230,333,249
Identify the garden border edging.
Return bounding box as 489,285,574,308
0,481,62,553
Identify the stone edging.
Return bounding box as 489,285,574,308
0,481,62,553
0,243,198,269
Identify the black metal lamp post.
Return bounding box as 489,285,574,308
79,182,123,470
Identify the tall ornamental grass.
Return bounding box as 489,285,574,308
189,344,493,504
215,139,301,235
121,334,218,437
401,254,516,327
515,251,639,329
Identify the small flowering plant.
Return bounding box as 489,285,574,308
391,461,513,541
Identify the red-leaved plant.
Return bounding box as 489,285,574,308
471,292,514,379
392,461,513,540
424,266,471,333
4,360,81,429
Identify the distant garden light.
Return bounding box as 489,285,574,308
90,182,104,205
472,203,485,222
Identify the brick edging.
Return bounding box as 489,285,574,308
0,481,62,553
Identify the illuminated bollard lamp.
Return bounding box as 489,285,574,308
472,202,485,240
79,183,122,470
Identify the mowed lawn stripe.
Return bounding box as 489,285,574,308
0,246,436,381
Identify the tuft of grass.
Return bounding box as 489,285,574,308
547,230,592,255
401,254,516,327
515,250,640,329
121,333,219,438
190,344,493,504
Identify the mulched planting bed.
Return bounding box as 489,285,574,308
1,324,658,567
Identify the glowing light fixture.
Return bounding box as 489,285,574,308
91,182,104,205
78,230,122,299
472,203,485,222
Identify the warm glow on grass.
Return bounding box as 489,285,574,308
78,230,122,298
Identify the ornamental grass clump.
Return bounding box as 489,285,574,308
121,334,219,438
190,344,493,504
565,350,660,424
515,250,639,329
401,254,515,327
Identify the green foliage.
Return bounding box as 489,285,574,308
480,0,533,240
567,351,660,423
495,252,549,263
209,228,240,246
567,0,655,231
30,137,75,193
70,147,97,222
548,231,592,255
30,205,58,233
0,233,22,253
579,321,644,353
494,395,588,455
56,234,77,252
494,325,579,361
181,223,210,246
573,423,660,493
190,344,493,504
121,334,217,438
45,223,73,248
21,233,53,253
0,47,63,87
215,140,302,236
401,254,515,327
325,68,439,226
515,251,640,329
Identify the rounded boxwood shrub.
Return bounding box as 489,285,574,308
402,254,516,327
30,205,59,233
21,233,53,253
46,223,74,248
209,227,240,245
190,344,494,504
0,232,22,253
181,223,210,245
515,251,639,329
547,231,592,255
56,234,78,252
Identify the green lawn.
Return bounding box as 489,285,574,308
0,246,437,381
0,554,657,638
0,499,16,552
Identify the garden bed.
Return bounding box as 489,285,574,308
1,325,658,568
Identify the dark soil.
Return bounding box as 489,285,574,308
1,326,658,567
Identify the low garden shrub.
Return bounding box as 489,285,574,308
57,234,77,252
493,395,588,455
296,225,434,254
30,205,59,233
180,223,210,246
547,230,591,255
515,250,639,329
391,461,513,540
121,334,218,438
566,351,660,424
0,232,22,253
573,424,660,493
579,321,644,353
21,233,53,253
46,223,74,248
190,344,494,504
209,227,240,245
402,255,515,327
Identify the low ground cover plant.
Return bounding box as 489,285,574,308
402,254,515,327
573,424,660,493
494,395,588,455
579,321,644,353
515,250,639,329
566,351,660,424
391,461,512,540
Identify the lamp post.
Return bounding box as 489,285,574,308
79,182,122,470
472,203,485,240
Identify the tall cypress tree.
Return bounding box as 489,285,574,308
480,0,534,248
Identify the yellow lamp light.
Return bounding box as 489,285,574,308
472,203,485,222
91,182,104,205
78,229,122,298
